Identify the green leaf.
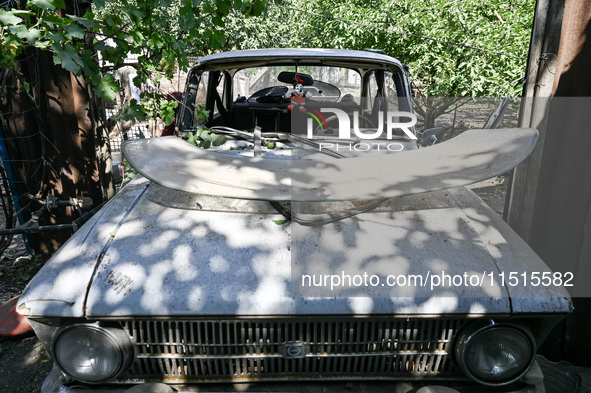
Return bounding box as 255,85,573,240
120,99,146,122
160,104,177,126
66,14,98,29
212,30,226,47
211,14,224,26
42,14,65,27
195,105,210,122
65,23,85,40
51,43,84,75
22,80,35,101
251,0,266,16
273,219,287,225
200,130,212,142
240,0,252,15
211,134,227,147
187,131,197,145
180,8,196,30
29,0,65,11
9,10,33,16
93,73,120,101
34,40,51,49
0,10,23,26
93,40,109,52
200,140,211,148
193,128,204,139
147,33,164,49
130,30,144,46
103,15,119,29
127,8,144,24
217,0,232,16
10,25,41,43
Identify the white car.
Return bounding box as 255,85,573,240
18,49,571,393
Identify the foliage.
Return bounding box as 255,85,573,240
217,4,292,51
278,0,534,98
140,0,532,127
139,94,178,126
229,0,533,129
121,159,137,187
186,127,227,148
0,0,267,104
185,105,227,148
1,0,534,128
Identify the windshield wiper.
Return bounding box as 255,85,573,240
209,126,346,159
286,133,346,158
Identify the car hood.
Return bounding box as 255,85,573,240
18,178,571,318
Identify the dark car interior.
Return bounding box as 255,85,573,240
179,63,411,138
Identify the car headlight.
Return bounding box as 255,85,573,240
454,320,535,386
53,324,134,383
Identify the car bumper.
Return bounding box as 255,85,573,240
41,367,545,393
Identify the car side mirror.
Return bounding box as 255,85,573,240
421,127,445,146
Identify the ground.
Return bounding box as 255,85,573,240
0,236,52,393
0,333,51,393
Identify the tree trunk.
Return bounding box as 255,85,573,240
1,39,112,256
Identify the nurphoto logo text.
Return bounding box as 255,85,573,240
306,108,418,140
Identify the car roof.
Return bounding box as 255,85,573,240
192,48,406,70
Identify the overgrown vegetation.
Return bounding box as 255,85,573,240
227,1,535,128
0,0,266,126
1,0,534,127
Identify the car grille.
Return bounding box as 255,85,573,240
117,317,467,383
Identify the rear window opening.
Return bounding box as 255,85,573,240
179,64,407,136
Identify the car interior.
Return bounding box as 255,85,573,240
179,63,409,137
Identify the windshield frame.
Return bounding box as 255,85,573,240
178,57,412,134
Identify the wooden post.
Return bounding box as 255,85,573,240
504,0,564,239
0,0,113,255
506,0,591,365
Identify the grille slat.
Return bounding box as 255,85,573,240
120,317,466,383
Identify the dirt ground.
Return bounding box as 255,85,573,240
0,233,52,393
0,333,52,393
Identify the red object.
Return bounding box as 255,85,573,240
0,296,32,336
161,92,182,136
291,95,305,104
161,120,176,136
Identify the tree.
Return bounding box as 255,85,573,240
1,0,267,98
0,0,266,254
243,0,535,128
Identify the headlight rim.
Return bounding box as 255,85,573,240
53,323,134,384
454,320,536,386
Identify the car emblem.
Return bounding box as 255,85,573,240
282,342,306,359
